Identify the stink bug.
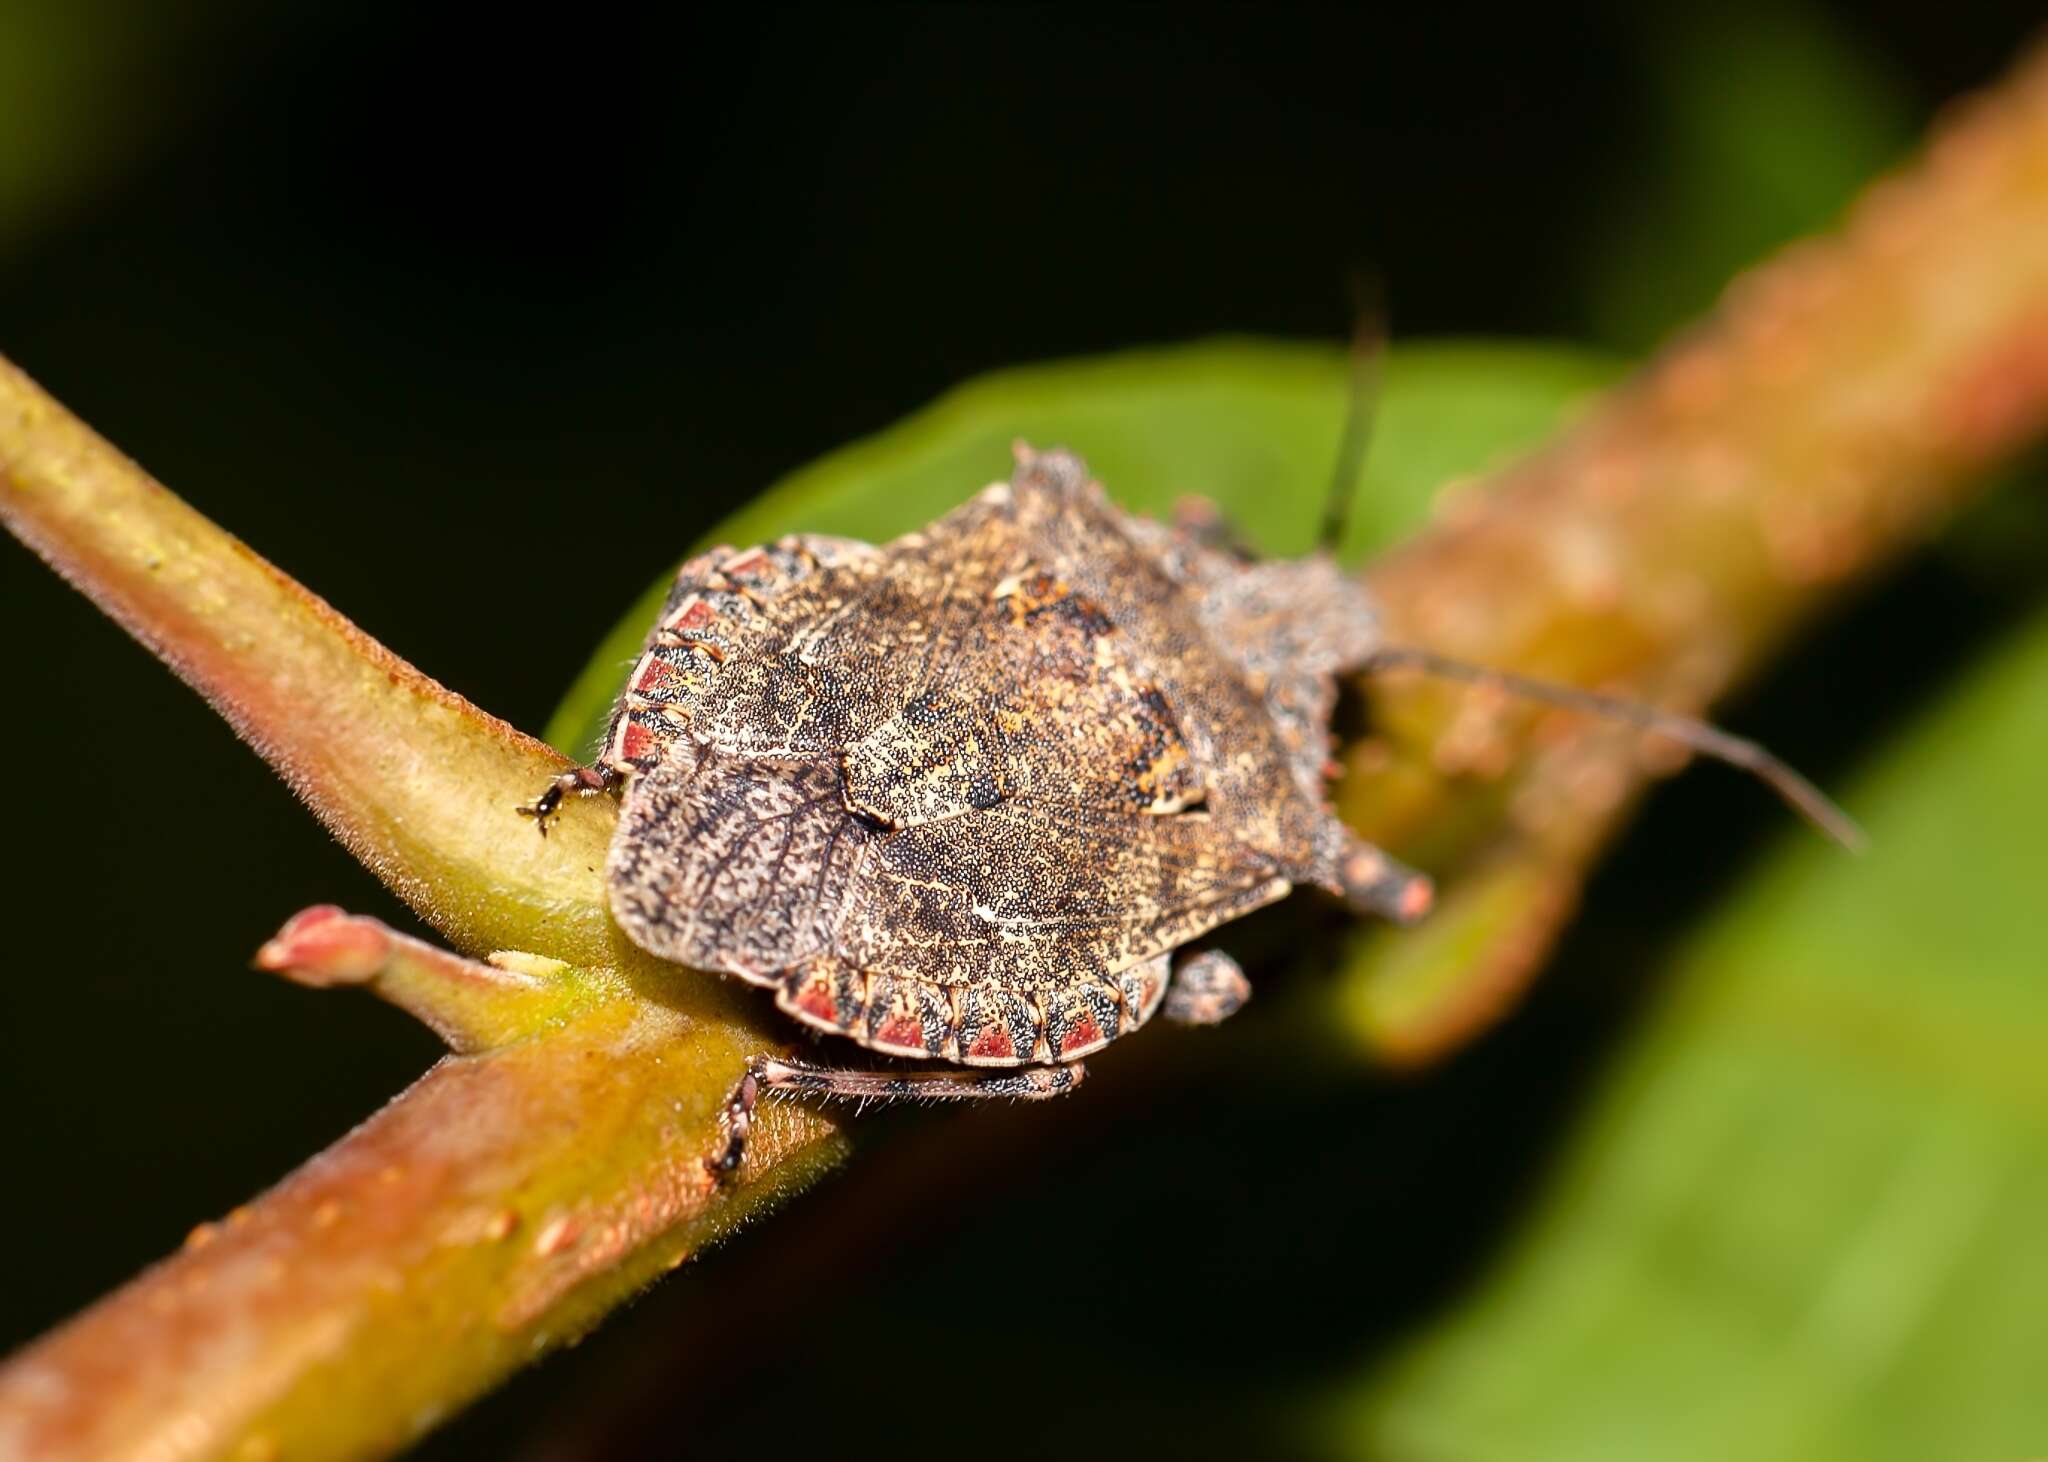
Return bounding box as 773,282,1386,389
527,443,1853,1177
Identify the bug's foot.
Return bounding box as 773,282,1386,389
1162,949,1252,1026
705,1063,764,1182
517,765,615,836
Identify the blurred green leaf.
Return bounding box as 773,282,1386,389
545,337,1619,756
1587,3,1915,349
1331,598,2048,1460
0,2,273,254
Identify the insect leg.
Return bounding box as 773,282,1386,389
1161,949,1253,1026
706,1056,1085,1179
517,762,621,835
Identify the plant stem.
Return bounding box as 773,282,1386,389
1339,46,2048,1060
0,362,616,965
0,986,844,1461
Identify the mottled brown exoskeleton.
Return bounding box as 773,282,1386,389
529,442,1852,1175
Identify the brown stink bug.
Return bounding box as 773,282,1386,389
526,442,1854,1176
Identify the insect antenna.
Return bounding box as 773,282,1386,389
1317,272,1387,556
1365,645,1865,852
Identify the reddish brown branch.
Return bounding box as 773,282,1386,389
1340,48,2048,1061
0,985,843,1460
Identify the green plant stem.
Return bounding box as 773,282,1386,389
0,356,850,1460
254,906,600,1054
0,361,615,965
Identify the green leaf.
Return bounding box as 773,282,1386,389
0,3,251,256
1332,602,2048,1461
544,337,1619,756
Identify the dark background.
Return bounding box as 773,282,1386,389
2,5,2042,1458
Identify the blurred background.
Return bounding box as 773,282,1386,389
3,5,2046,1459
